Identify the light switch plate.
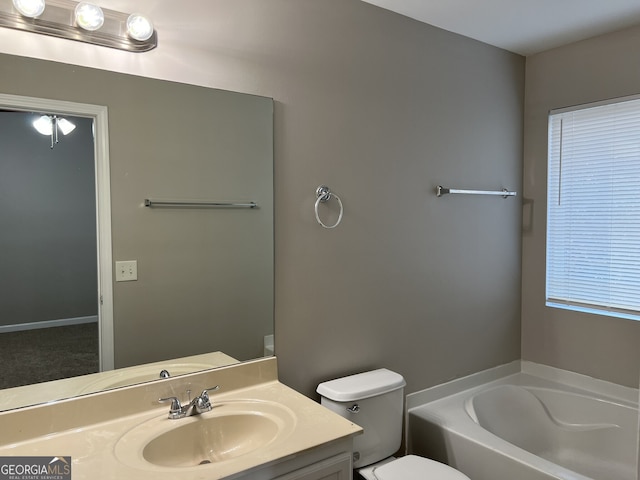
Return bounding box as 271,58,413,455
115,260,138,282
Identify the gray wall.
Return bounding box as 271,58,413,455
257,2,525,397
0,0,525,397
0,112,97,326
522,25,640,388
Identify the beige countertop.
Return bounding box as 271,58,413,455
0,357,362,479
0,351,240,412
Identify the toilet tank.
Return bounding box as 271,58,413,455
317,369,406,468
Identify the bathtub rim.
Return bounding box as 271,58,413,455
407,360,638,411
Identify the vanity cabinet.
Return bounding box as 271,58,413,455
233,439,353,480
271,452,352,480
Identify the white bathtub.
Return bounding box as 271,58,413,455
407,362,639,480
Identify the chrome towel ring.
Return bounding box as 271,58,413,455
315,185,343,229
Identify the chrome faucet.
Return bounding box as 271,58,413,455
159,386,220,419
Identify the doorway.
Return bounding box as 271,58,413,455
0,94,113,387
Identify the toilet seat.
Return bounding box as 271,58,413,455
371,455,470,480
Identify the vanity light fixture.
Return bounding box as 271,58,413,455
33,115,76,148
0,0,157,52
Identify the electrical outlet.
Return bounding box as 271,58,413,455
115,260,138,282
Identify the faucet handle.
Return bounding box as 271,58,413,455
159,396,185,419
196,386,220,412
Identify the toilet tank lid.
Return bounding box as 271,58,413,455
317,369,406,402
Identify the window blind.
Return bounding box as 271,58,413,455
546,96,640,318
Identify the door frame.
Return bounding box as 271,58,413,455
0,93,114,371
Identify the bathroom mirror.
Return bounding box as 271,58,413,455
0,52,274,411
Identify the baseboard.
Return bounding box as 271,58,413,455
0,315,98,334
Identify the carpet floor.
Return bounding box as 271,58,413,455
0,323,99,389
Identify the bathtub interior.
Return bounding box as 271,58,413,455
468,384,637,479
407,364,639,480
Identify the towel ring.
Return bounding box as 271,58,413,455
315,185,343,229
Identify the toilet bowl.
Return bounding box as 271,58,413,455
317,368,470,480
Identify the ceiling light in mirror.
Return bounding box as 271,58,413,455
32,115,53,135
32,115,76,150
12,0,45,18
56,117,76,135
74,2,104,31
33,115,77,136
126,13,154,41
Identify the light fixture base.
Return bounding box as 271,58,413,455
0,0,157,52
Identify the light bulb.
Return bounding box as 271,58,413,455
75,2,104,31
57,118,76,135
12,0,45,18
33,115,53,136
126,13,154,41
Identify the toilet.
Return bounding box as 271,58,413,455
317,369,470,480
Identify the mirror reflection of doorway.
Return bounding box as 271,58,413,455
0,110,99,388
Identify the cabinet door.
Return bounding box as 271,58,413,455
272,452,352,480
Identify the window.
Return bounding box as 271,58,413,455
546,96,640,320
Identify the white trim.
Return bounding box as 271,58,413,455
549,92,640,115
0,316,98,334
0,93,114,372
546,301,640,323
93,100,114,372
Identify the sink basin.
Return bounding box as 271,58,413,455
144,412,280,466
115,400,297,470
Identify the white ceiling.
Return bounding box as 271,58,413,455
361,0,640,55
